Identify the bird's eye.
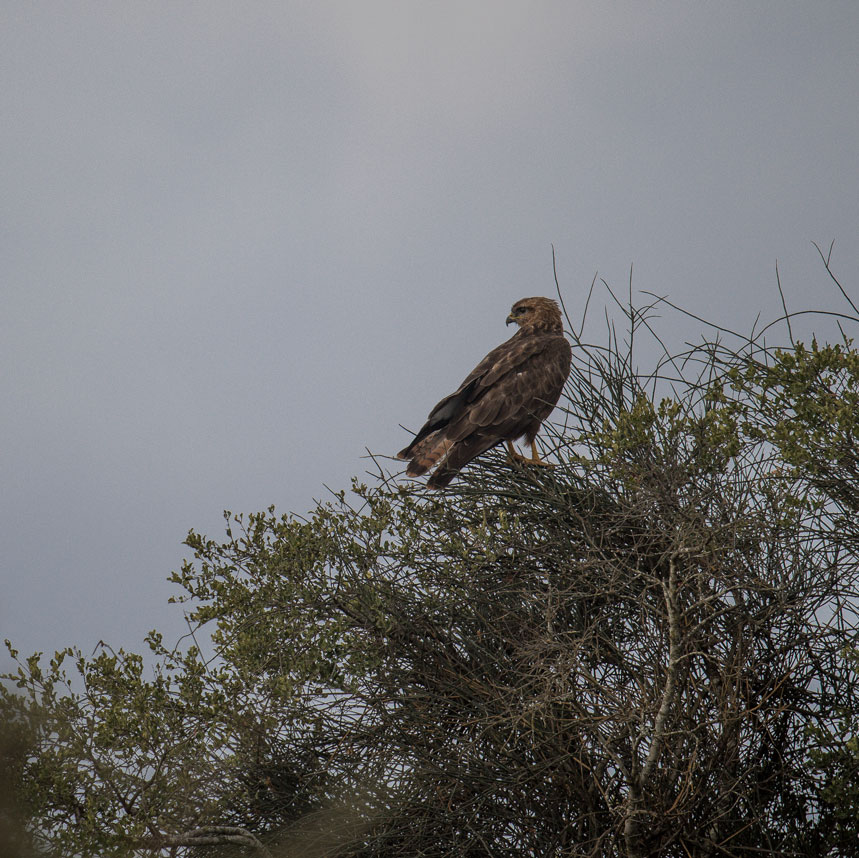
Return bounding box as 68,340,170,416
516,306,528,314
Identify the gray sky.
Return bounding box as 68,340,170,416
3,3,859,666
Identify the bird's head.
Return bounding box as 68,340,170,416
506,297,564,333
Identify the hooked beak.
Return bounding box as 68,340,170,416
506,314,517,326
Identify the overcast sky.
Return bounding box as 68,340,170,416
3,3,859,667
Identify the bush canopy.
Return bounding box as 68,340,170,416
4,260,859,857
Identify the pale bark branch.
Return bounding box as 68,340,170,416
624,553,682,856
138,825,274,858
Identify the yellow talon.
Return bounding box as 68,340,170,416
506,440,554,468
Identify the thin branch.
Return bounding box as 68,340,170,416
813,239,859,317
138,826,274,857
775,261,794,346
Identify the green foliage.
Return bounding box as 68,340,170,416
4,281,859,857
729,338,859,512
805,645,859,839
2,611,330,856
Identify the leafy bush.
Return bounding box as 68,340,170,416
5,262,859,857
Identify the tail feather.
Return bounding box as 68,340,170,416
425,435,497,489
400,430,498,489
397,428,440,462
405,437,452,477
426,464,457,489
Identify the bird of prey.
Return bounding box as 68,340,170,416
397,297,571,488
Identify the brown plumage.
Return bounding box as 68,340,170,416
397,297,572,489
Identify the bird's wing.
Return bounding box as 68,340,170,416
426,335,551,421
399,333,570,464
445,336,571,439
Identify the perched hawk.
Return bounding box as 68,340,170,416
397,297,572,489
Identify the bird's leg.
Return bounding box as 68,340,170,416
506,440,527,463
506,440,554,468
527,439,554,467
